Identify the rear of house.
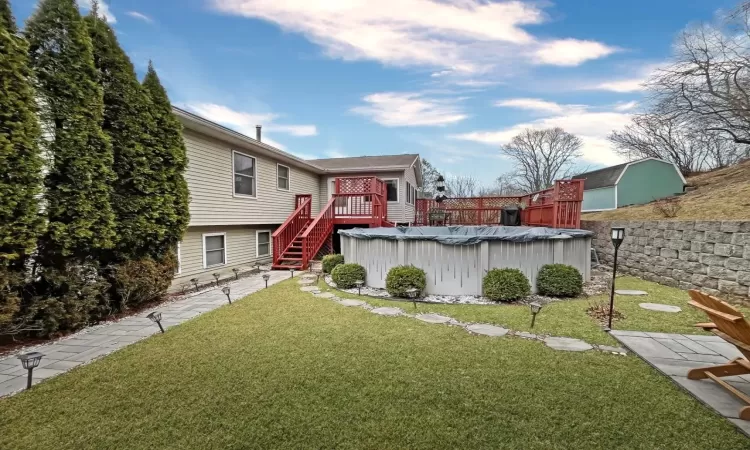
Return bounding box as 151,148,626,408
575,158,686,212
171,107,422,288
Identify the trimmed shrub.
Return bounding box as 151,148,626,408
483,268,530,302
537,264,583,297
110,254,176,310
385,265,426,297
322,254,344,273
331,263,366,289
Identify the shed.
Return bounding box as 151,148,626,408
573,158,686,212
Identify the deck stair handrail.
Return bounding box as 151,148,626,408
272,194,312,264
300,197,336,267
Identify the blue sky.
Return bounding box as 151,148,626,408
13,0,739,184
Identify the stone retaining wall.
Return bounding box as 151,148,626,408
581,220,750,298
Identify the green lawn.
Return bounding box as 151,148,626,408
320,276,749,346
1,279,748,449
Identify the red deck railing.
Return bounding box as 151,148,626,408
414,180,584,229
300,197,335,266
272,194,312,264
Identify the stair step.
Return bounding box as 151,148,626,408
279,257,303,261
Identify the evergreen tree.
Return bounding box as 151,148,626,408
0,0,43,329
25,0,115,266
84,13,164,261
142,62,190,257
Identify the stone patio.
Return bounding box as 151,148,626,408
611,330,750,436
0,270,290,398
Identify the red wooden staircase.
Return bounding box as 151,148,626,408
272,177,393,270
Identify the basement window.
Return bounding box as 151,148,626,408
203,233,226,268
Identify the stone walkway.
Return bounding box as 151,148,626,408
0,270,290,398
611,330,750,436
301,276,626,356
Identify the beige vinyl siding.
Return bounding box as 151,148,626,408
172,225,275,290
319,171,408,223
184,130,321,226
402,164,418,224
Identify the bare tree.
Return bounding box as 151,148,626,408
499,128,583,192
608,113,744,174
477,173,527,196
649,13,750,147
445,175,479,197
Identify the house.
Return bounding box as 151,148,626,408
171,107,422,287
573,158,686,212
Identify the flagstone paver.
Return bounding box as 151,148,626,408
0,270,289,398
466,324,509,337
639,303,681,313
611,329,750,436
415,313,453,324
371,307,403,316
544,337,593,352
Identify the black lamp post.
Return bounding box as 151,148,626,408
233,268,240,280
190,278,200,292
262,273,270,288
405,288,420,309
213,273,221,286
529,302,542,328
147,311,165,333
354,280,364,296
608,227,626,330
222,286,232,304
18,352,44,390
289,268,295,278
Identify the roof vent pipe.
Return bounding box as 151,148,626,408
256,125,261,142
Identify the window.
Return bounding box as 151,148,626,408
257,231,271,257
233,151,256,197
203,233,226,268
406,182,414,205
384,179,399,202
277,164,290,191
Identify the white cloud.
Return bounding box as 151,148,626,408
325,150,347,158
211,0,615,75
614,100,639,111
181,103,318,150
594,78,647,93
533,39,617,66
494,98,585,115
351,92,467,127
126,11,154,24
450,107,631,165
80,0,116,23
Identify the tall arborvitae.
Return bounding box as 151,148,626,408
142,63,190,257
0,0,43,329
84,13,164,261
25,0,115,266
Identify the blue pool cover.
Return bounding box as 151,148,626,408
338,226,592,245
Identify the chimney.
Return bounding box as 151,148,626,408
256,125,262,142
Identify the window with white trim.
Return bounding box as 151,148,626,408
384,179,399,202
233,151,256,197
406,182,414,205
277,164,290,191
257,231,271,257
203,233,226,268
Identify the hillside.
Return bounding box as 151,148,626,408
582,160,750,221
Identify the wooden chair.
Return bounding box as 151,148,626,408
687,290,750,420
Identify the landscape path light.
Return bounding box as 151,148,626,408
213,273,221,286
147,311,165,333
262,273,271,288
405,288,420,309
355,280,364,296
222,286,232,304
529,302,543,328
289,268,295,278
18,352,44,390
233,268,240,280
608,227,626,330
190,278,200,292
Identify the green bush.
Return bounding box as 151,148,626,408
331,263,366,289
483,268,530,302
322,254,344,273
537,264,583,297
111,254,176,310
385,265,426,297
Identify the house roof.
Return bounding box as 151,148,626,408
308,154,420,172
572,162,629,190
173,106,422,182
573,157,688,190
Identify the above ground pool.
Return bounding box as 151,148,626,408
339,226,593,296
